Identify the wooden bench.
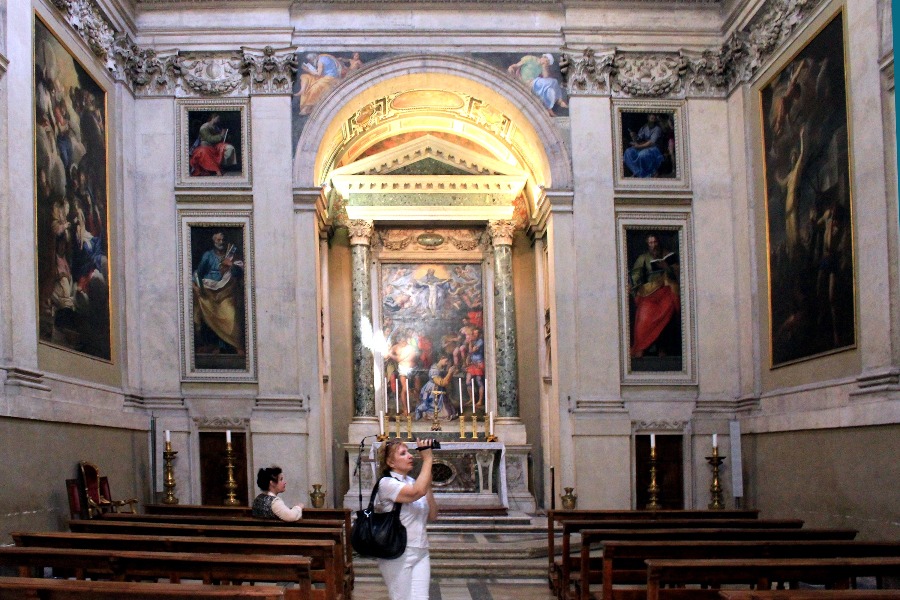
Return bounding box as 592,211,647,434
15,532,342,600
0,547,311,600
593,541,900,600
556,528,859,600
719,592,900,600
547,510,760,593
645,557,900,600
0,577,287,600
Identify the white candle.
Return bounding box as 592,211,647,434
165,430,170,443
405,379,410,414
650,434,656,448
226,430,231,444
379,411,385,436
459,379,463,414
395,384,399,414
384,377,388,414
712,433,718,448
471,380,475,413
489,411,494,436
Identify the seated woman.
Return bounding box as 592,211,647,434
252,466,303,521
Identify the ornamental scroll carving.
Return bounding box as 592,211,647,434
562,0,826,98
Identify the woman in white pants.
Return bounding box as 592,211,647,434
374,437,439,600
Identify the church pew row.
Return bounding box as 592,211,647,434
99,511,354,584
588,541,900,600
645,557,900,600
67,518,348,595
546,510,760,592
0,577,287,600
719,592,900,600
18,531,343,600
552,518,804,598
557,528,859,600
144,503,349,523
0,547,311,600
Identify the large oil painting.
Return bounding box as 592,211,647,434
34,17,110,360
380,263,485,421
761,12,855,367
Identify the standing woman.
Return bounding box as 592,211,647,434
252,466,304,521
375,438,439,600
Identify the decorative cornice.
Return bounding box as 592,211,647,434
562,0,826,98
192,416,250,428
634,420,689,431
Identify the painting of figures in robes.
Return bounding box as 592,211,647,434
177,99,250,188
624,227,683,373
380,263,485,422
34,17,111,360
179,212,256,381
761,12,855,367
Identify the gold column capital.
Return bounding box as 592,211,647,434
348,219,375,245
487,219,516,246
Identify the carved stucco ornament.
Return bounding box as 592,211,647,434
347,219,375,245
487,220,516,246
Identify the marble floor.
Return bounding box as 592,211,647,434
353,576,555,600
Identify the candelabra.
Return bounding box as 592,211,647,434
646,445,661,510
706,446,726,510
223,441,240,506
162,440,179,505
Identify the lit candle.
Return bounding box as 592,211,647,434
165,430,170,443
226,430,231,444
395,383,399,414
489,411,494,436
471,380,475,413
650,434,656,448
405,379,410,414
712,433,718,448
458,379,463,414
379,411,385,436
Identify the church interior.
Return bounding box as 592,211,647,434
0,0,898,595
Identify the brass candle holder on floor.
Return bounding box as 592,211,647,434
223,441,240,506
706,446,726,510
647,446,661,510
162,440,179,505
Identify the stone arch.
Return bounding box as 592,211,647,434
293,54,573,191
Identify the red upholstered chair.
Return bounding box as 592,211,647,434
78,461,138,518
66,478,87,519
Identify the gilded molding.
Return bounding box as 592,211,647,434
562,0,826,98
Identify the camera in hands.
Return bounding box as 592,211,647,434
414,438,441,450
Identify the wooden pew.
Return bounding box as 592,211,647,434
719,592,900,600
558,528,859,600
0,547,311,600
0,577,286,600
554,519,804,600
16,532,342,600
144,504,348,522
547,510,760,592
68,519,346,590
594,541,900,600
645,557,900,600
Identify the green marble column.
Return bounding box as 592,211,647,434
489,220,519,418
349,220,375,417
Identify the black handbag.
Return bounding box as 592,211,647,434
350,474,407,559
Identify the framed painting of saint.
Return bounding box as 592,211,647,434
178,210,257,381
612,100,689,191
617,211,695,384
176,99,251,188
379,263,486,421
34,15,112,361
759,10,856,367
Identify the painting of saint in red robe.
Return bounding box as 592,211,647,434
188,110,242,177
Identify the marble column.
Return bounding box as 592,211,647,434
488,220,519,418
349,219,375,417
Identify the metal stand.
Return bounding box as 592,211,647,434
647,446,661,510
706,446,726,510
162,441,179,505
223,442,240,506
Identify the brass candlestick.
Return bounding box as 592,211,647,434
706,446,726,510
647,446,661,510
459,411,467,440
470,414,478,439
406,414,412,439
162,441,179,504
376,432,388,442
430,398,443,431
395,414,402,438
223,442,240,506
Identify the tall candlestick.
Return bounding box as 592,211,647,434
165,430,170,443
471,380,475,413
226,430,231,444
712,433,718,448
379,411,385,436
395,384,399,414
405,379,410,414
650,433,656,448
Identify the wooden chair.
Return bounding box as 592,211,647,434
78,461,138,518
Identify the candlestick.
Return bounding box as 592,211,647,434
406,414,412,439
647,445,660,510
706,446,726,510
223,441,239,506
165,430,171,443
471,380,475,413
162,440,178,505
470,414,478,439
430,398,442,431
489,411,494,435
458,379,463,415
712,433,718,448
405,379,410,414
394,413,401,438
395,383,399,414
485,411,498,442
459,409,467,440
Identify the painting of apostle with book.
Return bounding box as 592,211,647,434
626,228,682,372
188,110,242,176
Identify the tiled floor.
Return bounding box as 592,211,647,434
353,576,555,600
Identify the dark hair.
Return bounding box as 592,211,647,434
256,466,282,491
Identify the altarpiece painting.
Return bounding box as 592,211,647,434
760,12,855,367
34,16,111,360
